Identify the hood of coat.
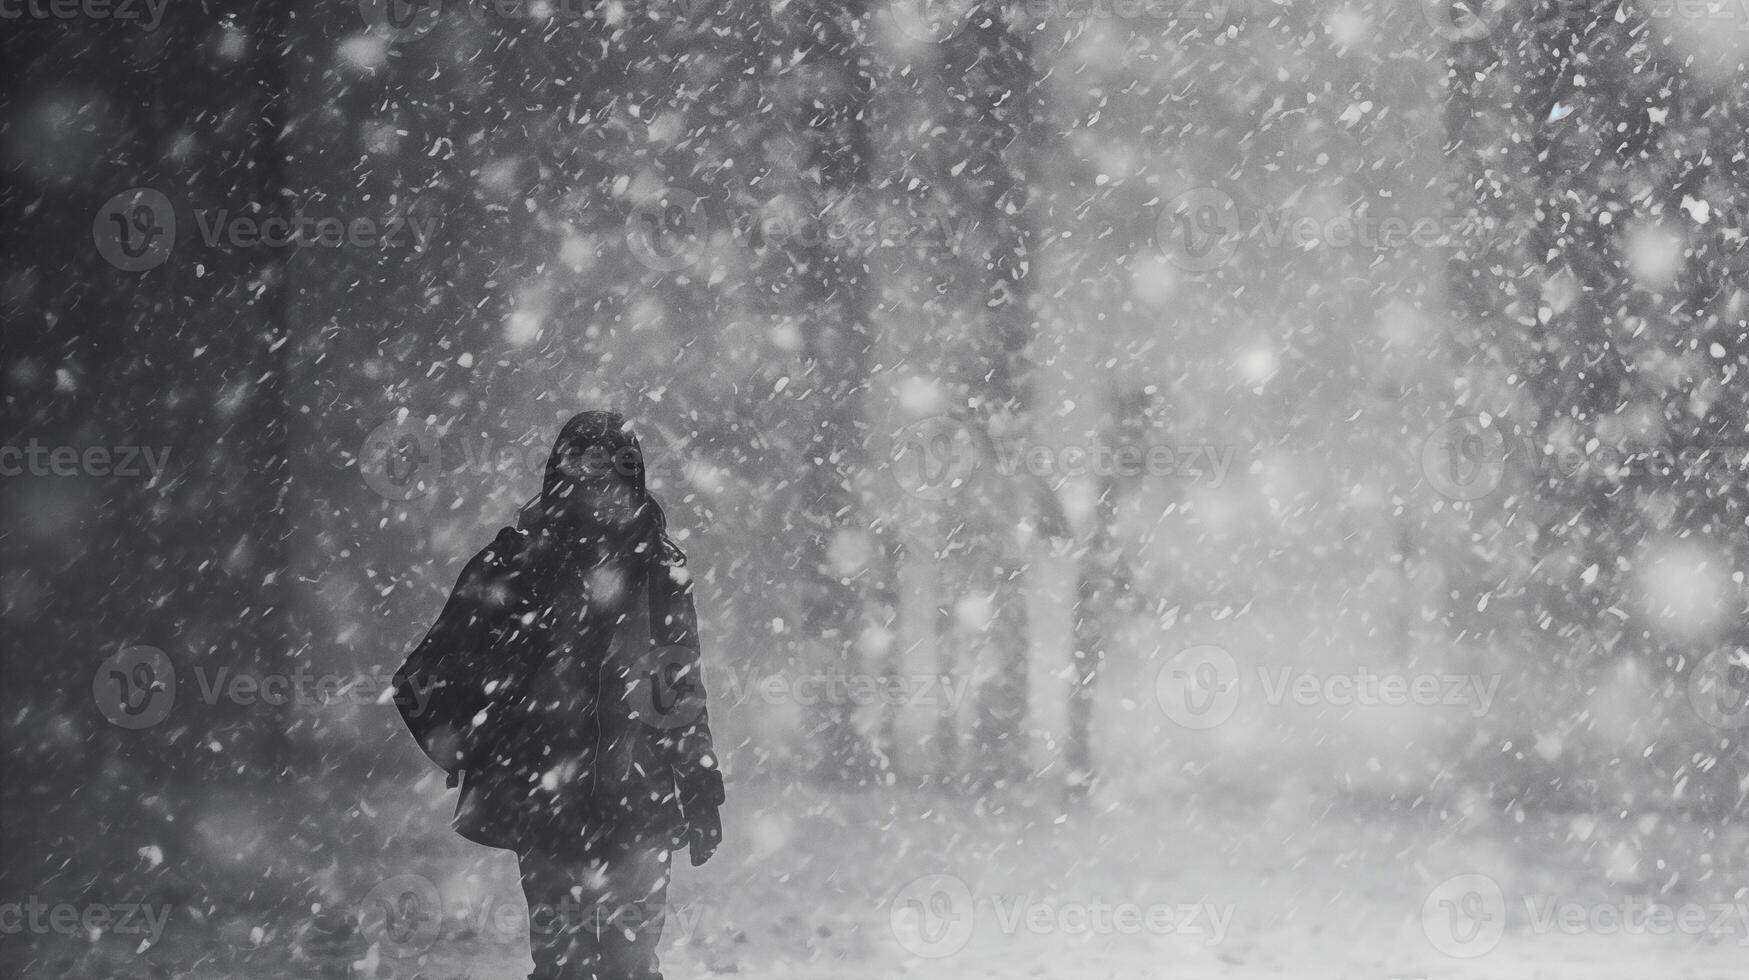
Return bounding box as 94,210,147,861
516,411,683,592
542,410,648,509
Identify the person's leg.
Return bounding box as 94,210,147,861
519,841,673,980
588,840,673,980
518,847,579,980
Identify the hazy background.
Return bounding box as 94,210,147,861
5,0,1749,977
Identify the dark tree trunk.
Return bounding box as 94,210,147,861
785,0,882,781
944,0,1041,789
935,594,962,786
1065,388,1145,805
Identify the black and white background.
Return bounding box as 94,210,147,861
5,0,1749,977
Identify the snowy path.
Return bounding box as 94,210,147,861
39,777,1738,980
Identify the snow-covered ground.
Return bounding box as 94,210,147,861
31,775,1745,980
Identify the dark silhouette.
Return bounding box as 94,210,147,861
395,411,724,980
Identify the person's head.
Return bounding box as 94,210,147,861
524,410,682,566
549,414,643,526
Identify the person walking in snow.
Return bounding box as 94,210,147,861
394,410,725,980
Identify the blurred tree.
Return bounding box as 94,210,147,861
942,0,1044,789
775,0,885,781
1,1,297,902
1446,0,1748,812
1065,387,1148,804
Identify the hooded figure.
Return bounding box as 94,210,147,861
394,411,724,980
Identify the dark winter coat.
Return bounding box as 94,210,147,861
393,415,725,853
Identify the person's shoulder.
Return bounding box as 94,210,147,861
487,524,527,556
468,525,526,576
448,526,526,605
